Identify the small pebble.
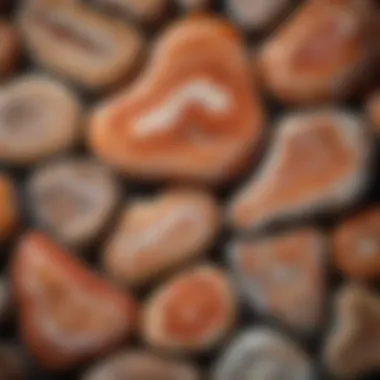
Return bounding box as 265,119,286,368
324,284,380,377
332,206,380,280
213,327,313,380
142,264,236,352
229,228,326,333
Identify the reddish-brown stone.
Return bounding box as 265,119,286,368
11,232,137,370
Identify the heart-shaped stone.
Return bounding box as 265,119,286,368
89,15,265,184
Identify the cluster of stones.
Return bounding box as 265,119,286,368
0,0,380,379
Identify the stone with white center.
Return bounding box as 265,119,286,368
104,188,220,286
89,15,265,184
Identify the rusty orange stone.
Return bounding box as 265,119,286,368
0,21,19,78
103,188,220,286
324,284,380,378
229,228,326,333
258,0,378,104
229,109,371,232
142,265,236,352
89,15,265,184
332,207,380,280
0,173,18,240
18,0,144,91
213,327,313,380
366,91,380,133
11,232,137,370
82,350,200,380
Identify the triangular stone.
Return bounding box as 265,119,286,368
228,228,325,333
12,232,137,370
